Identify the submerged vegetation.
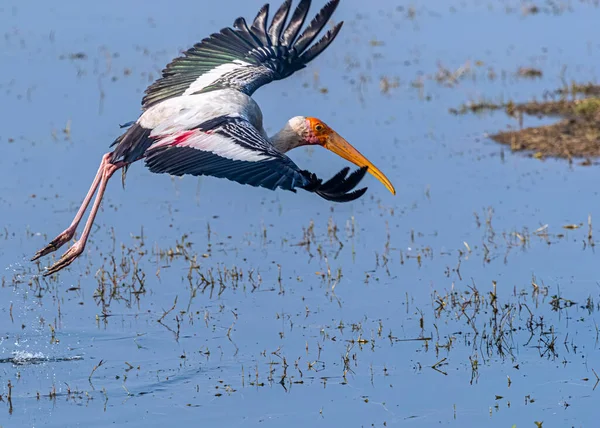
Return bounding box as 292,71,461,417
4,207,600,423
4,0,600,426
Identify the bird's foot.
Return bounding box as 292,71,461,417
31,228,76,261
42,241,84,277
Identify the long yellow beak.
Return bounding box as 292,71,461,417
324,132,396,195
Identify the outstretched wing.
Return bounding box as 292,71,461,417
142,0,343,109
144,116,367,202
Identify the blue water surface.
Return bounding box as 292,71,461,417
1,1,600,427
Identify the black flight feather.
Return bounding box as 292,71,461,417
141,0,343,109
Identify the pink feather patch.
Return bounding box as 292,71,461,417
170,130,196,146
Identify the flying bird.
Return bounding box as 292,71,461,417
33,0,395,276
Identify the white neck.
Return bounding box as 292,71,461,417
269,117,307,153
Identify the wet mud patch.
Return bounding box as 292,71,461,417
452,83,600,161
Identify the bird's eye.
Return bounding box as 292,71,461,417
315,124,324,132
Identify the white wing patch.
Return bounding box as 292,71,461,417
151,131,272,163
138,89,262,132
182,60,252,96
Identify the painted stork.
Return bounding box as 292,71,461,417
32,0,395,276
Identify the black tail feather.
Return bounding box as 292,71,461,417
110,123,152,164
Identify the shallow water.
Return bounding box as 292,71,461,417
2,1,600,427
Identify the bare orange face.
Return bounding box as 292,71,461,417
304,117,396,195
306,117,332,145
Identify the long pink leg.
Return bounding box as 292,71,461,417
31,154,113,261
41,156,124,276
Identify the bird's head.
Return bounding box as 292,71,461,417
283,116,395,195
